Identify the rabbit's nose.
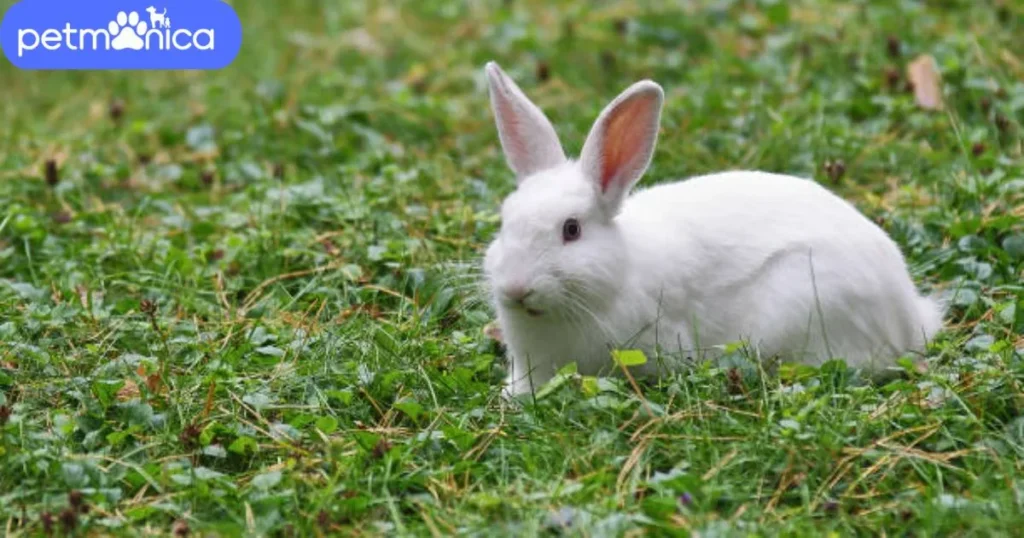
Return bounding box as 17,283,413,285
503,285,533,303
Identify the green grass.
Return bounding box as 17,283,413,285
1,0,1023,535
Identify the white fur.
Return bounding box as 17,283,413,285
481,62,944,397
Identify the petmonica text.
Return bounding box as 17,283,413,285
1,0,242,69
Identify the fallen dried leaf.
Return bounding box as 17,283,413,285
117,379,140,401
146,373,163,394
907,55,943,110
319,238,341,257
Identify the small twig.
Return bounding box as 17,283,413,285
616,436,652,494
213,271,233,318
240,261,343,314
616,357,655,418
702,448,738,481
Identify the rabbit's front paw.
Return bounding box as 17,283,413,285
501,372,538,400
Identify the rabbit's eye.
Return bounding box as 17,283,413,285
562,218,582,242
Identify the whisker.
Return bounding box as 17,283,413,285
562,287,618,349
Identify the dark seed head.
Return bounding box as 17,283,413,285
138,153,152,165
68,490,83,509
562,20,574,41
600,50,616,70
200,169,215,186
109,98,125,122
613,18,628,36
0,405,10,426
206,249,225,262
44,159,59,186
536,61,550,82
140,298,157,316
997,4,1010,23
980,97,992,113
886,35,900,58
411,78,428,95
40,511,54,534
884,67,901,89
995,113,1010,132
823,500,839,513
971,142,985,157
726,367,744,395
179,423,201,449
272,163,285,179
372,438,391,459
317,510,331,529
903,79,915,94
824,159,846,183
172,519,190,537
58,508,77,531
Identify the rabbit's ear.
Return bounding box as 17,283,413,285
579,80,664,214
485,61,566,183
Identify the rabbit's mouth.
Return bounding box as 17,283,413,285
499,300,545,318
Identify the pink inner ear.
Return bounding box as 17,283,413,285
496,95,524,155
599,96,657,193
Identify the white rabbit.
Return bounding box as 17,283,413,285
480,61,944,397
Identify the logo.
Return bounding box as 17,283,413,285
1,0,242,70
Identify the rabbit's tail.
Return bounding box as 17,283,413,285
915,292,946,342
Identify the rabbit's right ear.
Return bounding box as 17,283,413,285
579,80,663,216
485,62,566,183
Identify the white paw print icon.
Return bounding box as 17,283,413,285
108,11,148,50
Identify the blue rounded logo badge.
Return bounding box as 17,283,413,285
1,0,243,70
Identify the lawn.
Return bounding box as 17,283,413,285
1,0,1023,535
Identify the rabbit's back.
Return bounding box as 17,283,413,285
618,171,941,369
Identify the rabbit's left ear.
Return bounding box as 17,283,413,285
485,61,566,183
579,80,664,215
